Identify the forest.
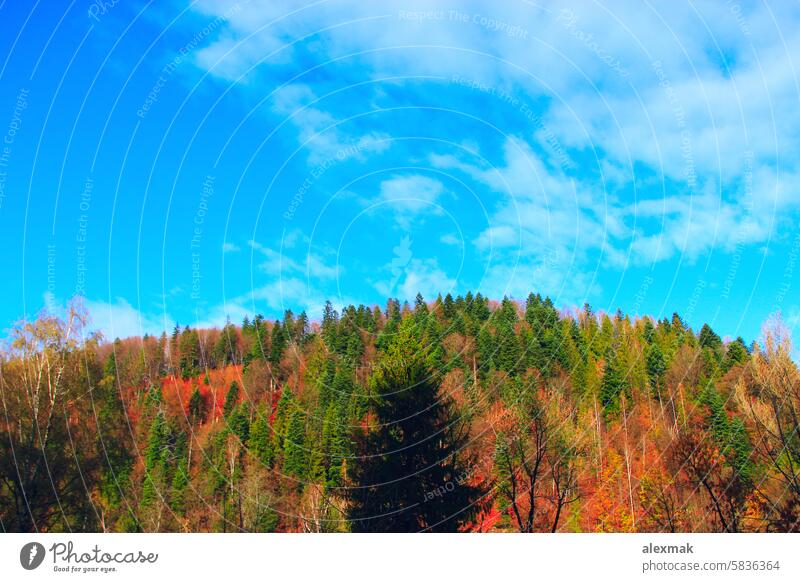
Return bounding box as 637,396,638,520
1,292,799,533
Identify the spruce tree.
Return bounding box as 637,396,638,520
248,406,274,466
189,385,206,425
283,408,307,480
348,319,482,532
269,321,287,367
223,381,240,418
600,349,627,419
645,343,667,397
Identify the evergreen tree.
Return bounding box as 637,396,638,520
189,385,206,425
229,404,250,443
442,293,455,320
322,301,339,351
477,326,495,372
178,327,201,379
496,320,520,375
722,337,749,373
269,321,287,367
248,407,273,466
223,381,240,418
699,323,723,351
213,321,239,367
645,343,667,397
600,349,628,419
142,411,168,507
283,408,307,480
96,348,133,516
348,319,483,532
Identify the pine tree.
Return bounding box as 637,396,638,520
96,348,133,514
645,343,667,397
283,408,307,480
600,349,627,419
272,388,294,454
496,320,520,375
189,385,206,425
178,327,201,379
477,326,495,373
223,381,240,418
269,321,287,367
170,431,189,514
699,323,723,350
722,337,749,373
229,404,250,443
142,412,168,507
248,407,273,466
348,318,483,532
295,311,309,344
322,301,339,350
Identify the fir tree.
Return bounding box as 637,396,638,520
283,408,307,480
645,343,667,397
600,349,628,419
248,407,273,466
269,321,287,367
348,319,483,532
223,381,240,418
189,385,206,425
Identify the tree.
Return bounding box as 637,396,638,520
348,319,483,532
699,323,723,351
269,321,287,367
248,406,274,467
223,381,240,418
95,350,135,529
213,320,240,367
493,379,580,532
283,408,307,481
646,343,667,397
736,319,800,530
600,348,628,418
670,425,750,532
496,320,520,375
178,327,201,379
321,301,338,351
0,305,103,532
723,337,749,373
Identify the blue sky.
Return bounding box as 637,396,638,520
1,0,799,345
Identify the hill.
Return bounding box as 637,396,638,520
1,292,798,532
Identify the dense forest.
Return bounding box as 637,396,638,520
1,292,799,533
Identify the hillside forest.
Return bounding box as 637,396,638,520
2,292,799,533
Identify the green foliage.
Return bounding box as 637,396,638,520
348,318,483,531
248,407,274,466
189,385,206,425
600,349,628,419
701,384,754,482
269,321,288,367
646,343,667,396
722,337,749,373
178,327,201,380
283,408,307,480
223,381,240,418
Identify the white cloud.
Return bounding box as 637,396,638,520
83,297,174,340
271,83,391,164
440,233,462,246
373,257,456,301
187,0,800,279
248,238,340,280
222,242,241,253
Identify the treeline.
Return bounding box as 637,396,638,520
1,292,798,532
